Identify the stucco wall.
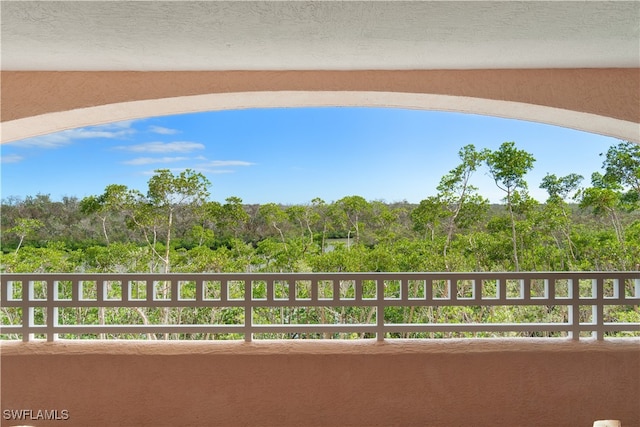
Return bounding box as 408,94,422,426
2,69,639,143
2,339,639,427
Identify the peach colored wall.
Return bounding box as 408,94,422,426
1,69,639,143
2,340,639,427
3,69,639,123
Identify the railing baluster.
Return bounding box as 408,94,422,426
195,279,203,303
221,278,228,302
267,279,274,302
569,276,580,340
401,278,409,302
47,279,57,342
474,279,481,302
355,278,362,301
593,277,604,340
98,278,106,302
72,278,80,302
286,278,293,302
146,279,154,302
22,280,32,342
170,279,178,303
376,278,385,341
498,277,506,302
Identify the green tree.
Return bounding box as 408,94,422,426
368,200,401,244
82,169,211,273
6,218,44,253
411,196,445,241
578,172,627,267
334,196,371,247
600,141,640,203
1,242,72,273
486,142,535,271
258,203,288,245
79,184,130,244
310,197,332,252
577,142,639,270
197,196,250,246
539,173,583,266
144,169,211,273
436,144,489,269
286,204,317,248
221,196,250,239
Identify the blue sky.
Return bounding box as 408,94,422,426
1,107,620,205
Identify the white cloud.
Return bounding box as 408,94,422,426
196,168,235,174
136,159,253,176
182,159,255,174
8,120,137,149
202,160,254,167
149,126,180,135
142,167,228,175
98,120,137,130
122,156,189,165
115,141,205,153
192,159,254,174
1,154,24,163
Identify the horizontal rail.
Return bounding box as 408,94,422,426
1,272,639,342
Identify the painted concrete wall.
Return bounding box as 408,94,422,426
2,339,638,427
2,69,639,143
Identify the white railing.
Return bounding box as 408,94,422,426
1,272,639,342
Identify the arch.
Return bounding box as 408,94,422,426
1,69,638,143
2,91,637,144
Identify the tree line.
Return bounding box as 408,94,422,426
2,141,639,274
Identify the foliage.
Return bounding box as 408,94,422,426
2,142,639,340
2,143,638,274
486,141,536,271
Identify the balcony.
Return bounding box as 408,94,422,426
2,271,639,426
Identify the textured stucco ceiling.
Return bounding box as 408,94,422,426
2,1,639,71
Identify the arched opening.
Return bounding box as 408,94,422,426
3,105,637,274
1,105,625,204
